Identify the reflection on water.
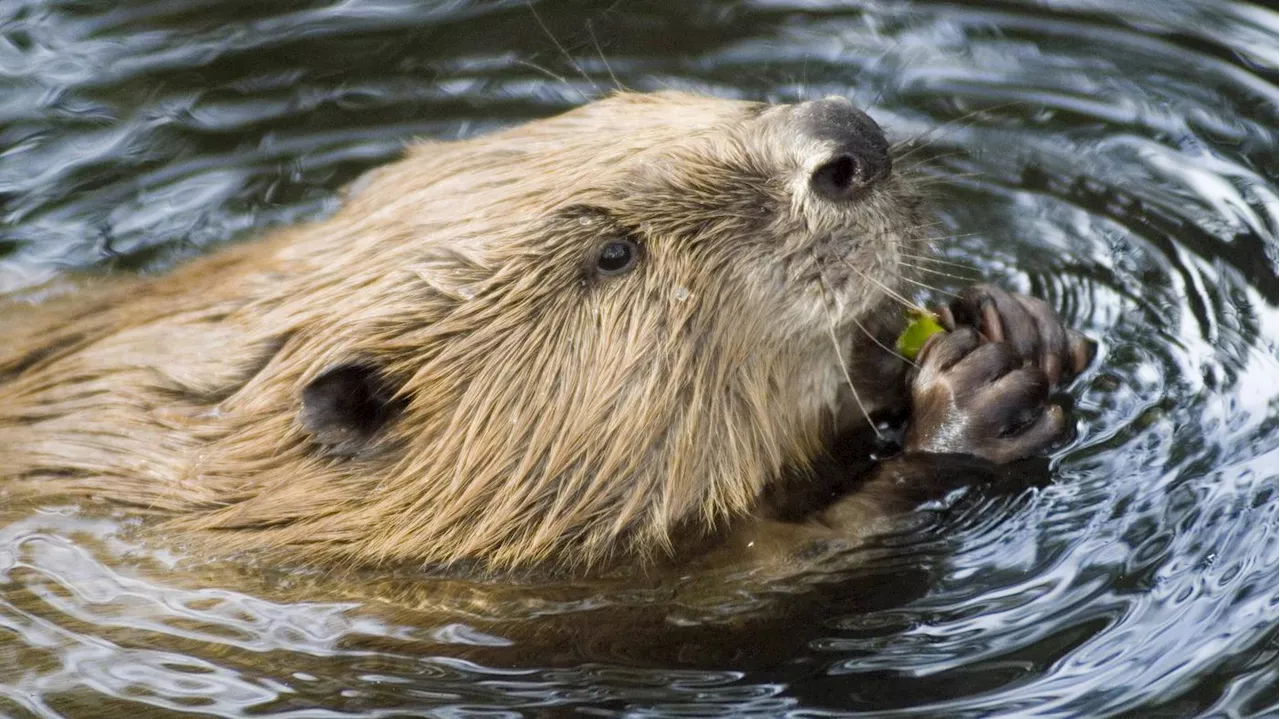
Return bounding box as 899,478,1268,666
0,0,1276,716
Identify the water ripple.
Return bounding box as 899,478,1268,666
0,1,1275,717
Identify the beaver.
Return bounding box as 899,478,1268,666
0,92,1093,573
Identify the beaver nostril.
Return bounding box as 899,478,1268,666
793,97,892,202
811,155,860,200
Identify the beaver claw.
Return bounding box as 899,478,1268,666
904,285,1096,464
935,283,1095,386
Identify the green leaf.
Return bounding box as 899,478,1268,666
896,310,945,360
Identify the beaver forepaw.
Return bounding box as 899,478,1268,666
903,327,1071,464
902,284,1098,463
935,283,1095,386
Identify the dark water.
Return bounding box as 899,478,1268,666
0,0,1276,717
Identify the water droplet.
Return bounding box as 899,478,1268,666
458,286,476,300
673,287,690,302
578,216,593,227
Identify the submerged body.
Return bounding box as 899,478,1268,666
0,92,1089,574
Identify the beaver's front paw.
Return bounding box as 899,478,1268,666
904,327,1068,464
936,283,1095,387
904,284,1097,463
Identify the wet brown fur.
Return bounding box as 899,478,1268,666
0,92,928,572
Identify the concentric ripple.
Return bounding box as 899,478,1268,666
0,1,1276,717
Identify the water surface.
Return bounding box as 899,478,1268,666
0,1,1276,717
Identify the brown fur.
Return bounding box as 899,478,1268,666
0,92,928,571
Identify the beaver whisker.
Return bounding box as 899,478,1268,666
900,230,981,244
850,313,917,369
890,100,1030,165
899,259,980,283
893,150,970,172
898,218,950,232
890,223,985,249
899,251,981,272
585,20,624,92
812,252,884,440
901,235,975,254
904,172,985,189
836,255,926,314
526,1,601,97
901,274,958,298
514,60,591,103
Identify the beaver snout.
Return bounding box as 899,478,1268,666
794,96,892,201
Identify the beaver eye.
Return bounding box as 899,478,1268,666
596,239,641,276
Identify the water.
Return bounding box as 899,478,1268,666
0,0,1276,716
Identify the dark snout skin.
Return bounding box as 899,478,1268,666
792,97,893,200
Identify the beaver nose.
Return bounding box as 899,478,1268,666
794,97,892,201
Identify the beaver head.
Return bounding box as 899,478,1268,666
0,92,928,570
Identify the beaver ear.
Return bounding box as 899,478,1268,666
299,363,406,457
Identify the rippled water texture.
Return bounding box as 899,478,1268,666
1,1,1277,717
